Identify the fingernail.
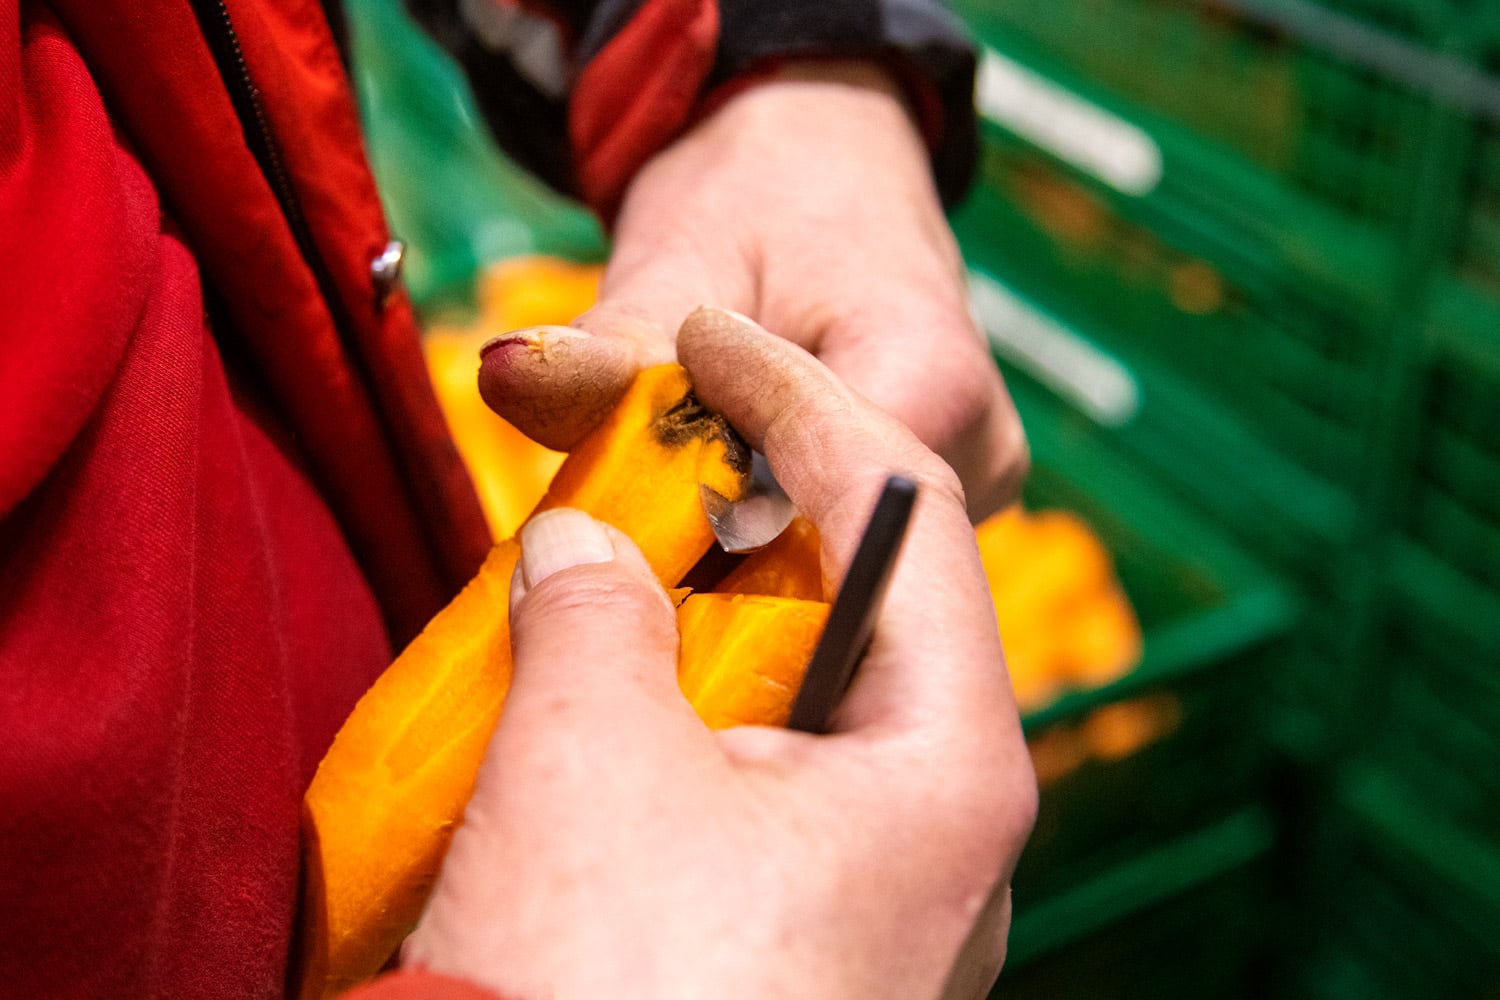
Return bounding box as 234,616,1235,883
517,508,616,591
479,325,588,359
716,308,758,328
689,306,765,336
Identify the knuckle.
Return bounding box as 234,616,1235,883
937,736,1040,877
763,386,858,460
1006,423,1031,485
915,452,968,508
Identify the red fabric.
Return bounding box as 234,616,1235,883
46,0,490,645
221,0,492,608
347,969,511,1000
0,0,486,995
568,0,719,221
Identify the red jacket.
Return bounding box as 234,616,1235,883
1,0,490,994
0,1,976,995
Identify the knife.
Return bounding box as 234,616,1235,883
700,450,798,552
787,475,918,733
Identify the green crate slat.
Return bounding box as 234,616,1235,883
1002,808,1274,978
1290,847,1500,999
963,260,1365,574
1407,485,1500,589
1017,663,1270,902
1340,768,1500,935
1424,424,1500,525
996,346,1294,905
1392,538,1500,651
1399,318,1500,610
1389,564,1500,727
1366,578,1500,837
1446,43,1500,337
1282,781,1500,998
1382,668,1500,830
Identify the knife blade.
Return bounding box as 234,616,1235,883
700,451,797,553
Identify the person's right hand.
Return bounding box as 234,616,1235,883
405,308,1037,1000
477,62,1028,520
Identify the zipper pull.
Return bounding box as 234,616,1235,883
371,240,406,309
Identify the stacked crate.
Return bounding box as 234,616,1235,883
948,0,1500,994
1001,393,1293,992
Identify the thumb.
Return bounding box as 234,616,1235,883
492,508,702,768
407,508,704,976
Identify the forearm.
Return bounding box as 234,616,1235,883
403,0,980,216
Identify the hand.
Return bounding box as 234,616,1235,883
479,61,1027,519
408,309,1037,1000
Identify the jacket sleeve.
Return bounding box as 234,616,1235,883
403,0,979,218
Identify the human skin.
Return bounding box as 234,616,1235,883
478,61,1028,521
406,308,1038,1000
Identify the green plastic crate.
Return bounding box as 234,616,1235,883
1007,363,1296,899
955,135,1392,524
1429,40,1500,353
1370,491,1500,853
1278,776,1500,999
1017,366,1299,702
955,0,1436,192
1403,369,1500,596
1456,104,1500,307
1395,319,1500,639
1330,312,1500,876
1283,813,1500,998
998,809,1275,996
953,0,1443,307
1379,649,1500,845
960,245,1369,574
1363,563,1500,857
1018,661,1272,903
959,0,1435,206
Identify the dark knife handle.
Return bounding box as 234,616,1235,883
787,475,919,734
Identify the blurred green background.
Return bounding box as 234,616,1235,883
350,0,1500,995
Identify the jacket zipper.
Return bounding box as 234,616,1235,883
185,0,463,617
189,0,347,319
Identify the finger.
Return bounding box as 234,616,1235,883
677,308,1018,740
477,305,674,451
490,508,705,776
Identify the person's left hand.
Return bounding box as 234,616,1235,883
405,307,1036,1000
479,61,1027,520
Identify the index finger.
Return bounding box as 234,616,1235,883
477,304,674,451
677,308,1021,746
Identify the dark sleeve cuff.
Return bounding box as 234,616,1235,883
411,0,979,219
566,0,979,220
704,1,979,208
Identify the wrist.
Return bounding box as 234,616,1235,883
694,56,933,153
